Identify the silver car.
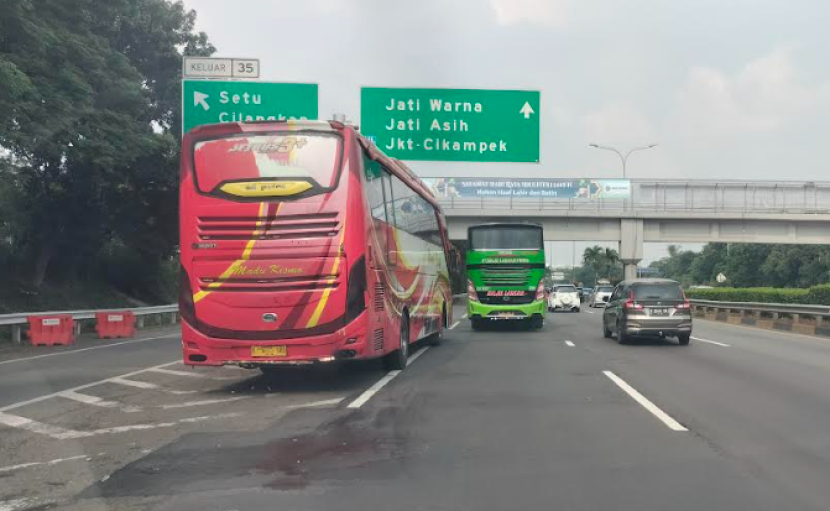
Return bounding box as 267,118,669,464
602,279,693,345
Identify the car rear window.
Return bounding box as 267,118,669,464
633,284,683,300
597,286,614,293
555,286,576,292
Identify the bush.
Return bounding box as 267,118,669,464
686,286,830,305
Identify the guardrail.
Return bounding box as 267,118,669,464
0,304,179,345
689,299,830,336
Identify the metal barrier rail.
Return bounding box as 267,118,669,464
0,304,178,344
689,299,830,336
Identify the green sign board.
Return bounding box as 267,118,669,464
182,80,318,134
360,87,540,163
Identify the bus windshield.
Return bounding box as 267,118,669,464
193,133,342,196
469,227,542,251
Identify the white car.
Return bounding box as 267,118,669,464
589,285,615,307
548,284,580,312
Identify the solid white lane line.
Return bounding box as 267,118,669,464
691,336,731,347
450,321,460,329
565,340,575,347
145,367,238,380
603,371,688,432
348,347,430,409
347,372,400,409
0,498,39,511
58,391,141,413
462,313,468,319
0,335,179,367
287,397,344,409
585,310,595,314
0,360,180,413
159,397,248,409
0,455,89,473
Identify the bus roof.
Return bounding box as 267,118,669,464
468,222,543,230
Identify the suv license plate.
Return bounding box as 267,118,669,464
651,308,670,316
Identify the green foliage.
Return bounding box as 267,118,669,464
0,0,213,308
581,246,622,284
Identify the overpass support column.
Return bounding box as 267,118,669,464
620,219,644,281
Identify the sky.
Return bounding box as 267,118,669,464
183,0,829,264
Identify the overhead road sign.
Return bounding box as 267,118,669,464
183,57,260,79
182,80,318,134
360,87,540,163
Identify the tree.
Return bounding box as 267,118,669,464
0,0,214,289
583,246,622,284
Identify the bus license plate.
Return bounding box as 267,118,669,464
251,346,287,357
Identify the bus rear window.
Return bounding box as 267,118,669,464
193,133,342,197
470,227,542,251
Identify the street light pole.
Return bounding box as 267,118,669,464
588,143,658,179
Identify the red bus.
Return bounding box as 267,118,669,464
178,120,453,371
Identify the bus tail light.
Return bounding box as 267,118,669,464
467,279,479,302
179,266,197,326
346,256,367,323
535,280,546,301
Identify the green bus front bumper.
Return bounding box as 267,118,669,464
468,299,547,321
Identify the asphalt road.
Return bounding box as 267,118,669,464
2,307,830,510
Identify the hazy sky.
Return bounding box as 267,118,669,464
183,0,828,263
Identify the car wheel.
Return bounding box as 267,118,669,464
574,308,580,313
603,320,613,339
678,334,691,346
384,314,409,370
617,320,629,345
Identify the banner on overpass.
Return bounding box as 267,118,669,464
421,178,631,200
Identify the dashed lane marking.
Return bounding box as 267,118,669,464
462,313,468,319
603,370,688,432
450,321,460,329
565,340,575,347
107,377,197,395
691,336,731,347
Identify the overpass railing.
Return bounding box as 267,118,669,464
437,180,830,214
0,304,178,344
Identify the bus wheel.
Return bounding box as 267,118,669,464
384,314,409,371
471,317,484,331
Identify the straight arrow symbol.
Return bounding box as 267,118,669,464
520,101,534,119
194,91,210,111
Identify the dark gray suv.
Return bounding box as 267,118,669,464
602,279,692,345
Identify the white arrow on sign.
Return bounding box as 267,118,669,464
194,91,210,111
520,102,535,119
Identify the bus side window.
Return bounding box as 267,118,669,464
381,166,397,266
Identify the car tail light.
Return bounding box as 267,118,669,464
675,301,691,310
535,281,546,301
467,279,479,302
623,290,643,310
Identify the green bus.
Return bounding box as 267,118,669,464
466,223,547,330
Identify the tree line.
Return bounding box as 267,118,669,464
0,0,214,308
649,243,830,288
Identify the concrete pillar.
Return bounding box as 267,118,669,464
619,218,644,281
12,325,22,345
136,316,145,329
74,322,82,337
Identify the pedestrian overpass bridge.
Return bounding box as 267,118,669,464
439,180,830,279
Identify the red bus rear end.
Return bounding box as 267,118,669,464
179,120,452,370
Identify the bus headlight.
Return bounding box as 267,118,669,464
467,279,479,302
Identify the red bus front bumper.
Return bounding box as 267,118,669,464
180,311,370,367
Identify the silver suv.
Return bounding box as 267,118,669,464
602,279,692,345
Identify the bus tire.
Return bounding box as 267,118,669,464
384,313,409,371
471,318,484,331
